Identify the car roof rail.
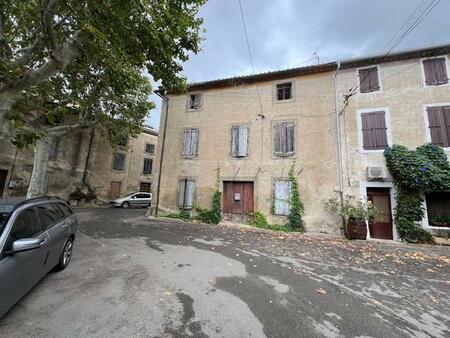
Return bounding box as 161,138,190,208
11,196,65,213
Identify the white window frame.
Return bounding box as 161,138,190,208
186,92,203,111
422,102,450,152
420,55,450,88
357,107,393,154
273,79,295,103
229,124,250,158
420,192,450,231
356,65,382,95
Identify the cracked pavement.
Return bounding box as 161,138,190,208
0,208,449,337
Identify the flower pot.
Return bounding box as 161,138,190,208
347,218,367,240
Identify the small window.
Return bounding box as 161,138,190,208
423,58,448,86
188,94,201,110
112,152,126,171
143,158,153,175
361,111,388,150
276,82,292,101
178,179,196,209
230,125,249,157
426,192,450,227
182,128,199,158
359,67,380,93
10,207,41,240
145,143,155,154
274,180,291,216
274,122,295,157
426,106,450,147
36,203,65,230
48,137,60,160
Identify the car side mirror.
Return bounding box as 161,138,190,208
9,238,43,254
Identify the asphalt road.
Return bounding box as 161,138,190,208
0,208,449,337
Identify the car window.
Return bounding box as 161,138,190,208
136,193,150,198
36,203,66,230
57,203,73,217
0,212,10,237
10,207,41,240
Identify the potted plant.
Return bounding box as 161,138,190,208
324,196,379,240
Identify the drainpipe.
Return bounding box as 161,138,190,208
81,127,95,189
334,61,345,233
154,94,169,216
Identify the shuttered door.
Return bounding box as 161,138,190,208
178,179,196,209
274,180,291,216
223,181,254,214
427,107,447,147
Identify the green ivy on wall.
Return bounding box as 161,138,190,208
286,161,306,232
384,144,450,243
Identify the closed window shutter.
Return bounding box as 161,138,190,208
190,129,199,156
185,180,196,208
286,123,295,155
435,59,449,85
373,111,388,149
361,114,376,150
443,106,450,147
369,68,380,91
359,69,370,93
427,107,446,146
274,123,284,156
274,180,291,215
424,59,448,85
183,130,191,156
423,59,436,85
178,180,186,207
237,126,248,157
230,126,239,156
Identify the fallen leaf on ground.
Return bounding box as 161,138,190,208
316,288,327,294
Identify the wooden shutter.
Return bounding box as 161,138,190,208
178,179,186,207
190,129,199,156
285,123,295,156
237,126,248,157
185,180,195,208
274,123,284,156
230,126,239,156
427,107,447,146
423,59,436,86
373,111,388,149
369,67,380,91
435,58,449,85
442,106,450,147
274,180,291,215
423,59,448,86
359,69,370,93
361,113,376,150
182,130,191,156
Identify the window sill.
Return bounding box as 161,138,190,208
424,82,450,88
358,148,387,154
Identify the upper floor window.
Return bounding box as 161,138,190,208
274,122,295,157
360,111,389,150
188,93,201,110
230,125,249,157
182,128,199,158
145,143,155,154
112,152,126,171
423,57,448,86
358,66,380,93
276,82,292,101
426,106,450,147
143,158,153,175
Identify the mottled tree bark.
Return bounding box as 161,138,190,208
26,137,50,198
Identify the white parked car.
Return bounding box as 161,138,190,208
110,192,152,209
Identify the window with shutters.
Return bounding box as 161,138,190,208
426,106,450,147
274,180,291,216
143,158,153,174
230,125,249,157
360,111,389,151
145,143,155,154
182,128,199,158
187,93,202,110
276,82,293,101
112,152,126,171
178,179,196,209
273,122,295,157
358,66,380,93
422,57,449,86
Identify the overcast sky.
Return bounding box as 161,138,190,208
146,0,450,129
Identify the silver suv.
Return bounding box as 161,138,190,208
110,192,152,208
0,196,78,318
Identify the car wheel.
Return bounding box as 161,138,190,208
55,237,74,271
121,201,130,209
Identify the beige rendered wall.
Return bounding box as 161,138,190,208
154,71,342,234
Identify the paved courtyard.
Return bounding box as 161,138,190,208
0,208,449,337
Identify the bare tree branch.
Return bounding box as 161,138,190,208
42,0,61,56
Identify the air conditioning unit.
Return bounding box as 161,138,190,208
366,166,387,181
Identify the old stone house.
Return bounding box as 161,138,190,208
153,44,450,240
0,126,158,201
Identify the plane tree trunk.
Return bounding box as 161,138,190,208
26,137,50,198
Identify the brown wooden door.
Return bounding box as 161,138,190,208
0,170,7,197
223,181,254,214
367,188,393,239
109,181,122,199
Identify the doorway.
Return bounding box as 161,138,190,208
109,181,122,199
223,181,254,214
139,182,151,193
367,188,393,240
0,170,7,197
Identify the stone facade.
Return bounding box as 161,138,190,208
0,127,158,201
153,44,450,238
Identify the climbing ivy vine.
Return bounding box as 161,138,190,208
286,161,306,232
384,143,450,243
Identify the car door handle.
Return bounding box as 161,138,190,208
40,238,49,247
